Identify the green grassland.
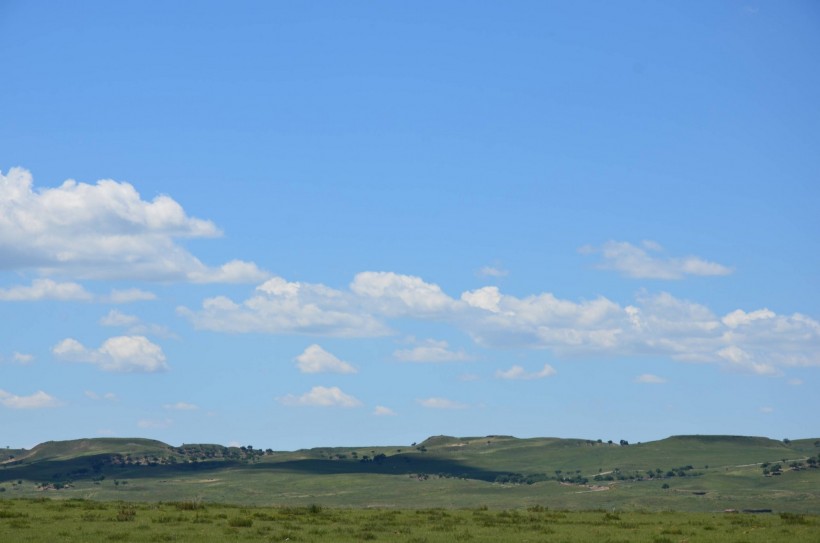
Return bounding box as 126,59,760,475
1,498,817,543
2,435,819,512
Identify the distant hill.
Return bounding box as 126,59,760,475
1,435,818,512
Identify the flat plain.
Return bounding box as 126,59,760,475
1,499,819,543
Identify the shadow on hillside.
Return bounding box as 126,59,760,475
246,455,507,482
0,453,513,484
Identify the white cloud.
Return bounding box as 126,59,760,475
84,391,117,401
635,373,667,384
187,260,270,284
722,309,775,328
295,344,357,374
495,364,556,380
0,167,268,283
351,271,458,316
52,335,168,373
787,378,803,386
181,270,820,376
0,279,157,304
478,266,508,278
12,352,34,364
462,286,820,374
0,389,60,409
99,309,175,338
373,405,396,416
100,309,140,327
0,279,93,301
105,288,157,303
461,286,502,313
582,240,732,279
417,397,467,409
163,402,198,411
393,339,472,363
458,373,480,382
759,406,774,414
179,276,390,337
278,386,362,408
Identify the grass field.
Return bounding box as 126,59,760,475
0,498,817,543
2,435,819,512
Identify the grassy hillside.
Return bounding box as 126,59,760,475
1,435,818,512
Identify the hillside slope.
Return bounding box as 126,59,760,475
1,435,818,511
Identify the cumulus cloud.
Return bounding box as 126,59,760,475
351,272,457,316
635,373,667,384
0,389,60,409
163,402,198,411
0,167,268,283
179,276,390,337
581,240,732,279
278,386,362,407
495,364,556,380
52,335,168,373
393,339,472,363
181,270,820,376
373,405,396,416
295,344,357,374
417,397,467,409
462,287,820,374
0,279,93,301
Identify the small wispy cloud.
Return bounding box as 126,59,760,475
84,391,117,401
759,406,774,414
100,309,140,327
0,279,157,304
495,364,556,380
635,373,667,384
417,397,467,409
104,288,157,303
373,405,396,416
163,402,198,411
581,240,732,279
394,339,472,363
12,352,34,364
478,265,508,278
278,386,362,408
99,309,175,338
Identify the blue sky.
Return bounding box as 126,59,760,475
1,1,818,450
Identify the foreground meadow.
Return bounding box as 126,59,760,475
0,498,817,543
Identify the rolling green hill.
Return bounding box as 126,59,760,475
1,435,818,512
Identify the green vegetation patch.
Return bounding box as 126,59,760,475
0,498,817,542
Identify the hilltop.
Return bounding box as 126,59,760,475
2,435,818,512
